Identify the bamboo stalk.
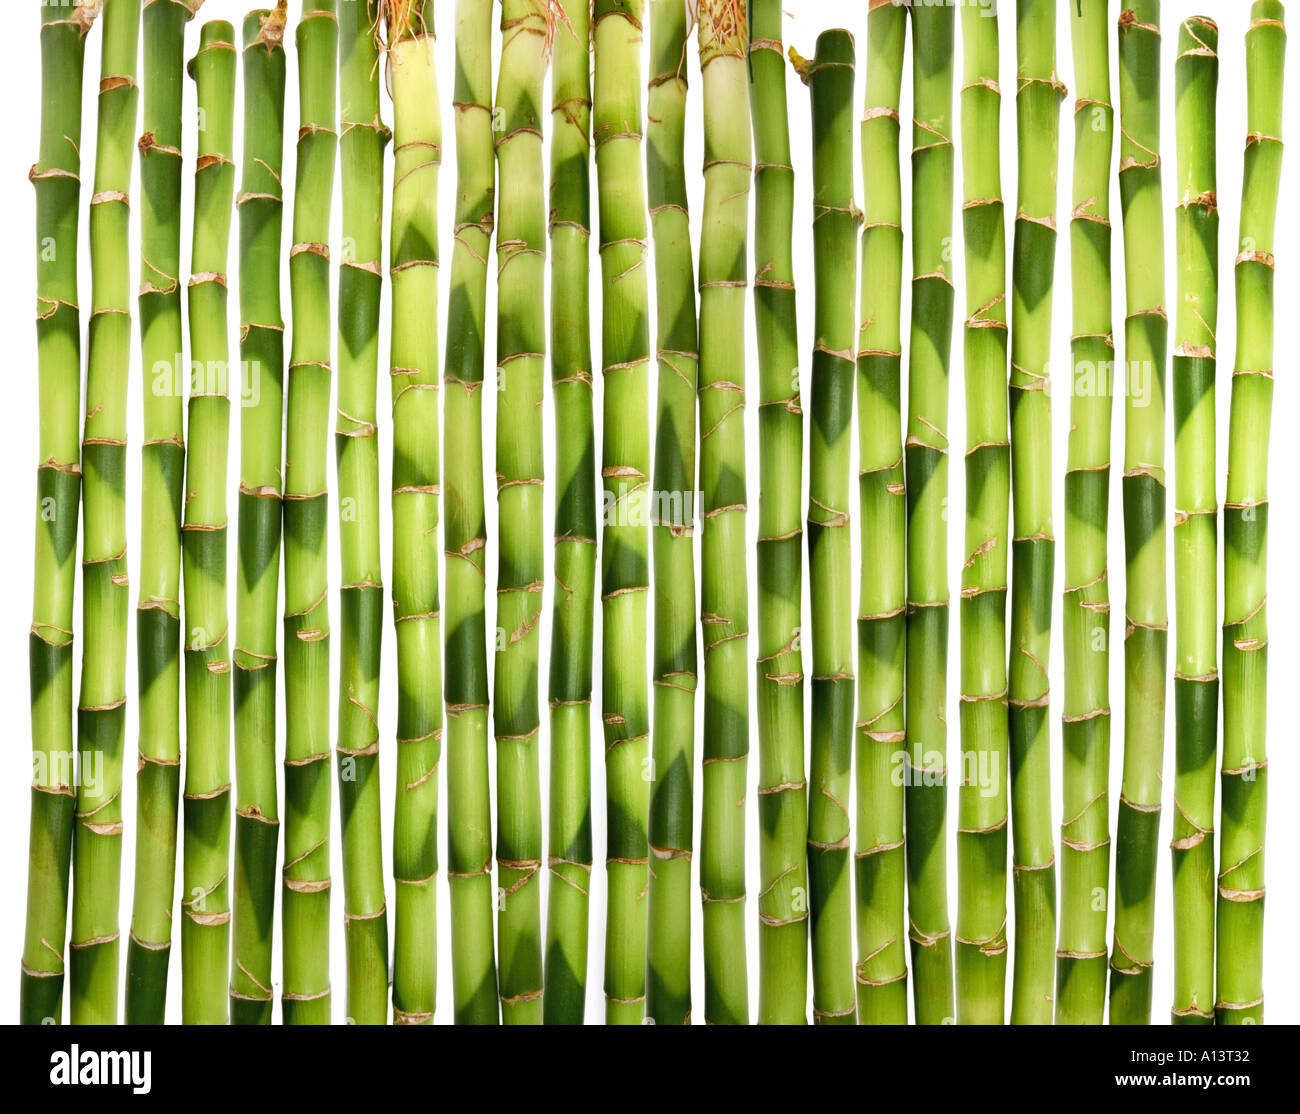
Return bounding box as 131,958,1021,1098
698,0,751,1027
796,27,857,1028
956,0,1009,1026
493,0,546,1025
1218,0,1285,1027
444,0,498,1025
593,0,652,1026
1170,13,1219,1027
855,0,908,1027
543,0,596,1026
231,2,288,1027
386,0,442,1028
750,0,807,1027
181,16,236,1026
71,0,141,1025
645,0,699,1027
282,0,337,1027
1109,0,1167,1026
905,0,956,1026
336,0,390,1024
23,0,95,1027
1056,0,1115,1027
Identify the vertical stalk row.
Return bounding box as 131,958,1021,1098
750,0,807,1026
1218,0,1285,1027
1110,1,1167,1026
645,0,698,1027
956,0,1010,1026
855,0,908,1026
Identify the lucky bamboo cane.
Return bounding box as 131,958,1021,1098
1171,13,1219,1027
387,0,442,1028
855,0,908,1026
231,2,288,1027
956,0,1010,1026
71,0,141,1025
1056,0,1116,1027
905,0,955,1026
797,27,857,1027
181,17,236,1026
594,0,652,1026
1110,0,1167,1026
444,0,498,1025
23,0,95,1027
750,0,807,1027
336,0,390,1024
281,0,337,1027
543,0,596,1026
493,0,546,1025
698,0,751,1027
1008,0,1063,1026
1218,0,1285,1027
645,0,698,1027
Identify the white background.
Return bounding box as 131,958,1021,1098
0,0,1296,1023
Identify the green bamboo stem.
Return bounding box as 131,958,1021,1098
387,0,442,1028
1056,0,1115,1027
22,0,94,1027
645,0,698,1027
594,0,651,1026
905,0,955,1026
181,17,236,1027
444,0,498,1025
1110,0,1167,1026
750,0,807,1027
855,0,908,1026
1170,14,1219,1027
230,3,288,1027
698,0,751,1027
1008,0,1062,1026
282,0,337,1027
336,0,390,1025
543,0,596,1026
71,0,141,1025
493,0,546,1025
1218,0,1285,1027
125,0,192,1025
796,28,857,1028
956,0,1009,1027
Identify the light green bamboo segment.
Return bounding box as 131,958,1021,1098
493,0,546,1026
282,0,337,1028
795,28,857,1028
1056,0,1115,1027
181,18,236,1026
750,0,807,1027
1007,0,1062,1027
645,0,698,1028
1170,14,1218,1027
594,0,651,1026
698,0,751,1027
23,0,93,1028
1218,0,1284,1027
71,0,141,1026
956,0,1009,1027
336,0,390,1025
855,0,908,1027
543,0,596,1027
444,0,497,1026
126,0,192,1026
1110,1,1166,1027
231,4,288,1027
905,0,955,1027
386,0,442,1028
